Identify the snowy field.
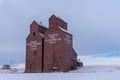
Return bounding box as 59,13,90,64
0,55,120,80
0,65,120,80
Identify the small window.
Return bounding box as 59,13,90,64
33,32,35,35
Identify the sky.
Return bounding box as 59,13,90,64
0,0,120,65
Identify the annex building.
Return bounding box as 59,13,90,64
25,15,82,73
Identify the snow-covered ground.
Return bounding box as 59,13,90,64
0,55,120,80
0,65,120,80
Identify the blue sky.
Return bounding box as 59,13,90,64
0,0,120,65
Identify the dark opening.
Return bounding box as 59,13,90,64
41,38,44,72
33,32,35,35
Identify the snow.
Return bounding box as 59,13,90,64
58,26,69,33
0,64,120,80
0,55,120,80
36,21,47,28
39,33,44,37
0,65,120,80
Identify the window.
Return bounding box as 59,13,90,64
33,32,35,35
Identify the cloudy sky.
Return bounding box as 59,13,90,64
0,0,120,65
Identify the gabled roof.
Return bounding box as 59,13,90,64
35,21,47,28
49,15,67,24
30,20,39,27
31,20,48,34
58,26,69,33
58,26,72,36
